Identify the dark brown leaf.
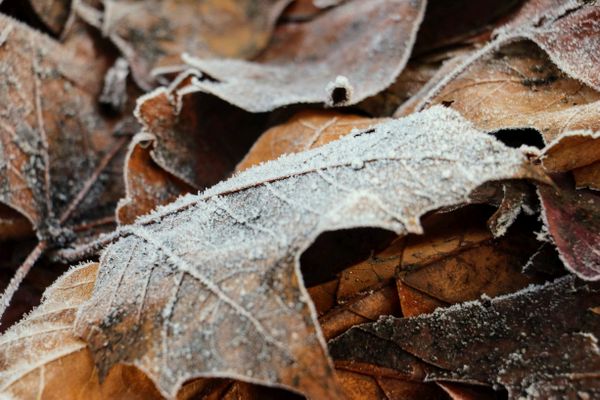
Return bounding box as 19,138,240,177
353,276,600,399
539,176,600,280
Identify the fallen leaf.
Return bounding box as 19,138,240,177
0,15,125,241
399,229,541,304
236,110,384,172
319,283,400,340
0,263,164,399
574,161,600,191
542,131,600,190
182,0,427,112
74,107,544,399
352,276,600,399
122,76,269,222
76,0,292,89
539,176,600,280
329,322,445,399
407,41,600,143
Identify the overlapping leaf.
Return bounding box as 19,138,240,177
0,15,124,241
182,0,427,112
75,107,545,399
344,276,600,399
75,0,292,89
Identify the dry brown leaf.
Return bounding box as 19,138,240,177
542,131,600,190
120,76,269,222
74,107,544,399
0,263,165,399
76,0,291,89
236,110,384,172
29,0,71,35
329,323,444,399
405,41,600,143
319,283,400,340
396,280,446,317
0,15,125,241
117,133,194,225
352,276,600,399
399,229,541,304
182,0,427,112
539,176,600,281
574,161,600,191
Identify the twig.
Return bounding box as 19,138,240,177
0,241,48,323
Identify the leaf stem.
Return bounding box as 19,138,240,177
0,240,48,323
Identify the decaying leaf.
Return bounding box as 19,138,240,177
182,0,427,112
329,321,445,399
75,0,292,89
348,276,600,399
0,15,125,240
539,176,600,281
74,107,545,399
116,133,194,225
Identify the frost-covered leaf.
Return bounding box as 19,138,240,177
75,107,545,399
236,110,385,172
508,2,600,93
76,0,292,89
542,131,600,190
346,276,600,399
121,77,269,223
117,133,194,225
0,15,125,241
406,41,600,143
182,0,427,112
0,263,166,399
539,176,600,281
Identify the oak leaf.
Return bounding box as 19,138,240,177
402,41,600,143
74,107,544,399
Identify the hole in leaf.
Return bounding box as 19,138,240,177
491,128,545,149
300,228,396,287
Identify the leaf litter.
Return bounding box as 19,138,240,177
1,0,600,398
74,107,545,399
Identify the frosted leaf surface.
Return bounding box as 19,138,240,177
0,15,124,240
345,276,600,399
76,0,292,89
182,0,427,112
0,263,167,399
75,106,544,399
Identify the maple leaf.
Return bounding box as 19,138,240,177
73,107,545,399
180,0,427,112
0,15,128,316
